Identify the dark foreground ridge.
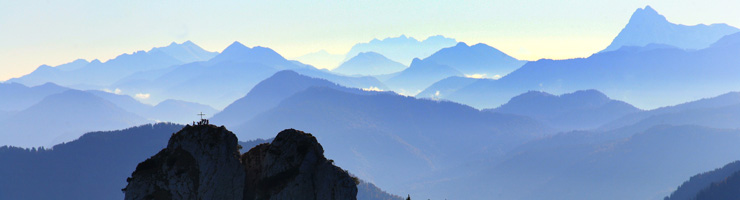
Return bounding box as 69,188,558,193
123,123,358,200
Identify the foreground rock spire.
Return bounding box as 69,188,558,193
123,123,358,200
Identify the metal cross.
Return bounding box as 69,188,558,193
197,112,206,120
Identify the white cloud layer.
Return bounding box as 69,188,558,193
134,93,151,99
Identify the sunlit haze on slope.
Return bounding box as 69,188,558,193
1,0,739,81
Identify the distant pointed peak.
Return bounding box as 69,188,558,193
455,42,469,47
503,91,555,104
643,5,656,12
411,57,423,64
519,90,555,97
262,70,323,85
629,5,667,24
561,89,611,102
221,41,250,52
72,58,89,63
426,35,446,39
272,70,303,78
169,41,178,46
90,59,102,64
358,51,380,56
373,35,419,43
37,64,53,70
250,46,282,55
38,82,62,88
228,41,247,48
568,89,607,97
183,40,195,45
635,5,660,16
471,43,493,48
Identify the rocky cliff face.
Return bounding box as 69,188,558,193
123,124,358,200
123,124,245,200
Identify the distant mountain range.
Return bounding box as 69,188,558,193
149,40,219,63
9,41,215,88
600,91,740,133
471,125,740,200
8,41,389,109
332,52,407,76
422,42,526,78
402,88,740,199
217,72,554,197
602,6,739,52
486,90,641,131
2,5,740,200
87,90,217,124
400,125,740,200
0,90,149,147
443,30,740,109
383,58,463,95
210,70,345,128
381,42,524,96
427,6,740,109
344,35,457,66
110,41,388,109
0,82,69,111
0,83,218,147
415,76,478,100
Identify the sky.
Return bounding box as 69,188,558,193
1,0,739,81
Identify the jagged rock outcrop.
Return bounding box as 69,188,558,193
123,124,245,200
242,129,358,199
123,124,358,200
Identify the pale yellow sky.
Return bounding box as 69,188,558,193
1,0,739,81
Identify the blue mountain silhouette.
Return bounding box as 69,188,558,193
601,6,738,52
383,58,463,95
0,89,149,147
333,52,407,76
599,92,740,134
445,31,740,109
415,76,478,100
464,125,740,200
112,42,387,108
148,40,218,63
422,42,526,78
10,41,216,88
487,90,640,130
210,70,345,128
383,42,524,96
345,35,457,65
225,79,553,196
0,82,69,111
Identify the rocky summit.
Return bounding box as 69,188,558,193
123,123,358,200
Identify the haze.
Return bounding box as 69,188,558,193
2,0,740,81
